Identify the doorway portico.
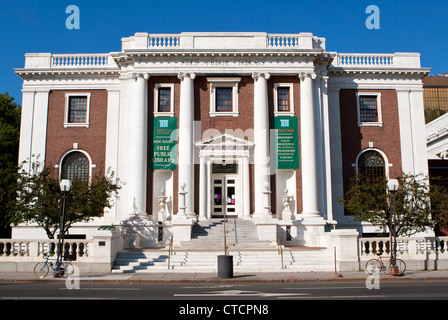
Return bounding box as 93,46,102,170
196,133,253,220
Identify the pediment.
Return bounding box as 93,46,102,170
195,133,253,148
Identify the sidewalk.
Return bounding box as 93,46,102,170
2,269,448,283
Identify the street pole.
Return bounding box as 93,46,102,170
387,179,399,271
56,180,72,277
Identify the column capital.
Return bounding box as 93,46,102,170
178,72,196,81
252,72,270,81
132,72,150,80
298,72,317,81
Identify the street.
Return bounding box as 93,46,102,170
1,280,447,300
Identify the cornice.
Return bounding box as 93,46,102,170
328,67,431,77
14,68,119,80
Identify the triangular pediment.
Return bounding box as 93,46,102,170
195,133,253,148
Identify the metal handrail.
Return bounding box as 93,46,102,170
277,237,284,269
168,236,174,270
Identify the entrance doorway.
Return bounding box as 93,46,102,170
211,163,238,217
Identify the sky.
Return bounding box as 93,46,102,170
1,0,447,105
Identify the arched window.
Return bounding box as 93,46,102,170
358,150,385,181
61,152,89,181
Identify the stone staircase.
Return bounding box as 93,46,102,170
112,219,334,273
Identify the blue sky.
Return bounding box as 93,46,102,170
1,0,447,105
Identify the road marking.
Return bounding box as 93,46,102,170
174,289,309,298
279,295,387,299
284,286,365,290
59,287,142,291
2,296,118,300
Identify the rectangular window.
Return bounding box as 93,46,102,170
68,96,87,123
158,88,171,112
359,95,378,122
277,87,290,111
216,88,233,111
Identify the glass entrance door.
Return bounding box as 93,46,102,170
212,174,238,217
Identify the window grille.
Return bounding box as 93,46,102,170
158,88,171,112
61,152,89,181
68,96,87,123
216,88,232,111
277,87,290,111
358,151,385,181
359,96,378,122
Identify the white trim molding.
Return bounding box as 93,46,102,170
356,92,383,127
64,92,91,128
274,83,295,116
207,77,241,117
154,83,175,117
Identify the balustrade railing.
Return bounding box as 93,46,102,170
51,54,111,68
335,53,394,67
267,35,300,48
0,239,91,261
148,35,181,48
359,237,448,259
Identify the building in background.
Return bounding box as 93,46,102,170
13,32,431,257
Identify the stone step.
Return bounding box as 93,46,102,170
112,248,334,273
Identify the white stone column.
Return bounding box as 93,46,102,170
299,72,320,217
126,73,149,215
198,155,207,221
177,72,196,218
243,155,251,219
252,72,271,216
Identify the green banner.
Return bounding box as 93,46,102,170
152,117,177,170
273,116,300,169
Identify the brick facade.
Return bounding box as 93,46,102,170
45,89,108,178
339,89,403,199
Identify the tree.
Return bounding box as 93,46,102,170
11,159,122,239
0,92,21,165
339,173,444,238
0,92,21,238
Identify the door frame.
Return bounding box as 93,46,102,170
211,173,239,218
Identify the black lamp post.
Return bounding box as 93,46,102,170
56,179,72,276
387,179,399,270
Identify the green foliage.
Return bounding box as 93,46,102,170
0,92,21,165
0,92,21,237
339,173,446,237
12,159,122,239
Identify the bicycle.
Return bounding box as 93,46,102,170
33,254,75,279
365,253,406,276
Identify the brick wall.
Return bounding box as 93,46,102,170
45,90,108,178
339,89,403,208
146,75,303,216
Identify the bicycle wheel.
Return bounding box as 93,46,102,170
365,259,382,275
63,262,75,277
395,259,406,276
34,262,49,279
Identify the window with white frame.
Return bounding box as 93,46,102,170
356,92,382,126
61,151,90,182
208,77,240,117
64,93,91,128
274,83,294,116
154,84,174,116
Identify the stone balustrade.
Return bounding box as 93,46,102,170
0,229,122,273
148,34,181,48
0,239,91,262
332,52,423,69
359,236,448,270
267,34,300,48
51,53,111,68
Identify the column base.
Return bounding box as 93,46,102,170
172,216,195,243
